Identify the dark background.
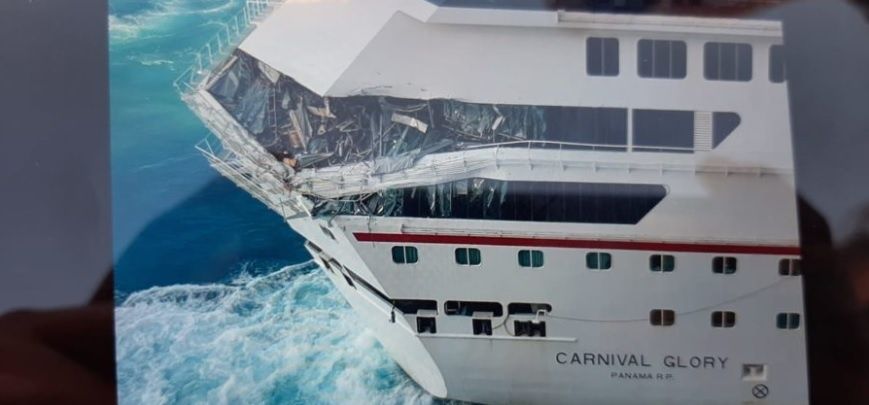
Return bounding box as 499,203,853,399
2,0,869,403
0,0,111,313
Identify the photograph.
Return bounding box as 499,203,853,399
4,0,869,404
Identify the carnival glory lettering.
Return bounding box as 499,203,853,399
556,352,728,369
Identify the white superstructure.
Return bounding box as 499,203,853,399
179,1,807,403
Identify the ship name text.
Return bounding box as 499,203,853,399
556,352,728,369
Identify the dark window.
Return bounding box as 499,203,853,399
650,309,675,326
769,44,786,83
587,252,612,270
392,299,437,314
704,42,752,81
306,241,323,253
473,319,493,336
712,112,741,148
514,320,547,337
332,179,667,225
325,259,341,274
776,313,800,329
445,301,503,317
508,303,553,315
544,107,628,148
711,311,736,328
518,250,544,268
417,317,437,334
342,272,355,288
455,247,482,266
587,37,619,76
779,258,801,276
638,39,687,79
650,254,675,272
712,256,737,274
633,109,694,152
391,246,419,264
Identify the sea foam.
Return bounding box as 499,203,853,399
115,261,435,404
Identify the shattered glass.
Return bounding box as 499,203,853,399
206,51,636,175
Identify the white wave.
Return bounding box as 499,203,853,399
109,0,240,43
116,261,435,404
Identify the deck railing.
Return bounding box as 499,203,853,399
173,0,283,93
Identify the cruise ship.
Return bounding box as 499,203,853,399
176,0,808,403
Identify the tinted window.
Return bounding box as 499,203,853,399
711,311,736,328
777,313,800,329
712,112,741,148
769,44,786,83
456,248,482,266
650,309,675,326
650,254,675,272
587,37,619,76
633,109,694,151
705,42,752,81
445,301,503,317
779,258,802,276
587,252,612,270
508,303,553,314
545,107,627,147
392,246,418,264
518,250,544,268
392,299,437,314
638,39,686,79
318,179,667,225
712,256,737,274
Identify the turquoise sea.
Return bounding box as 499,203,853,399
110,1,433,403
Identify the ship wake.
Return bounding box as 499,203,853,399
115,260,435,404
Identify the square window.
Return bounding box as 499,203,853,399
712,256,737,274
711,311,736,328
417,317,437,334
776,313,800,329
515,320,546,337
650,309,675,326
650,254,675,272
456,248,481,266
392,246,418,264
587,37,619,76
638,39,687,79
587,252,612,270
704,42,752,81
473,319,493,336
779,258,801,276
518,250,544,268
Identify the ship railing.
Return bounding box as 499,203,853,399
462,139,696,153
196,135,305,219
184,90,275,167
173,0,284,94
293,142,793,200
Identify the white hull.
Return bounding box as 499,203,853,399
180,1,809,403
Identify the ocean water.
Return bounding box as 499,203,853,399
110,1,434,403
115,261,429,404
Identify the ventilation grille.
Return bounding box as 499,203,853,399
694,111,713,151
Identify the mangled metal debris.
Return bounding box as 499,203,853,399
204,50,633,216
207,51,564,174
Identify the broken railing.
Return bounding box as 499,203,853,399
173,0,283,93
196,134,308,219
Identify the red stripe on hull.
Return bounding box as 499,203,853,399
353,232,801,255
